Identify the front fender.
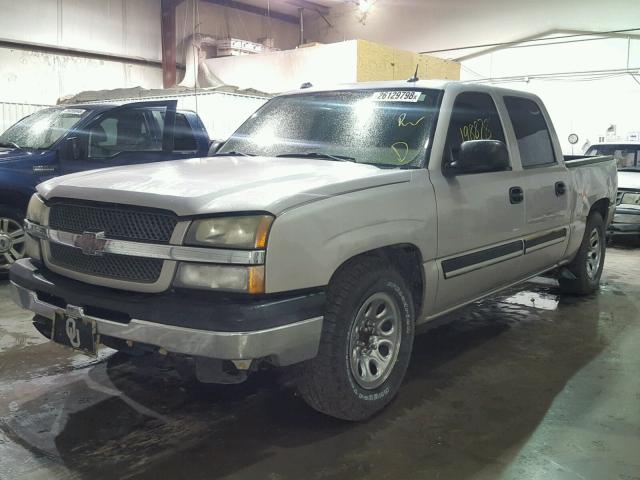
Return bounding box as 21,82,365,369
265,174,436,293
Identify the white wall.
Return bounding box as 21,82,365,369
460,35,640,153
0,0,163,105
203,40,358,93
0,46,163,105
0,0,161,60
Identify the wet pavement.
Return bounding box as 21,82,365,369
0,247,639,480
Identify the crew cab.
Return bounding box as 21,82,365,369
10,81,617,420
0,100,211,275
585,142,640,238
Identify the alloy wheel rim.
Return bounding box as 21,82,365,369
0,217,26,270
585,227,601,280
349,291,402,390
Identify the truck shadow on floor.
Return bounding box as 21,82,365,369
1,281,633,480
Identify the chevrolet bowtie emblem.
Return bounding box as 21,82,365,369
74,231,107,256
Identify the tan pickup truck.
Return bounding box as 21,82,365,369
11,81,617,420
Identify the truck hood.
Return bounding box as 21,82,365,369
38,156,412,216
618,170,640,190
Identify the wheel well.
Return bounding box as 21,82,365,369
332,244,425,317
589,198,609,221
0,189,30,214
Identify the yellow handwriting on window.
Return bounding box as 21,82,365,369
398,113,426,127
391,142,409,164
459,118,492,142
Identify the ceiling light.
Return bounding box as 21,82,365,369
358,0,373,13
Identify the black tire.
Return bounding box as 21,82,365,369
559,212,606,295
0,205,26,279
295,256,415,421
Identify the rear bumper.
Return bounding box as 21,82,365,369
9,259,324,366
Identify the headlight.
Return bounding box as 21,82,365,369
185,215,273,249
174,264,265,293
26,194,47,225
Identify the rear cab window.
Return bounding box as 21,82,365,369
503,96,557,168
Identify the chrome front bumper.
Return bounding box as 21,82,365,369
10,281,323,366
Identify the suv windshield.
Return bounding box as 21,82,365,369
219,89,441,167
0,107,90,150
585,144,640,170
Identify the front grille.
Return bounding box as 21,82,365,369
49,243,163,283
49,202,177,243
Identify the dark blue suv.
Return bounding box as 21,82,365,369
0,100,211,275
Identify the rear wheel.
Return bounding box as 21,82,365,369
295,257,415,421
0,206,26,279
559,211,605,295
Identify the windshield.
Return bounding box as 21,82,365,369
0,107,90,149
219,89,441,167
585,144,640,170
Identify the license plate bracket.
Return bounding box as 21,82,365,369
52,307,99,356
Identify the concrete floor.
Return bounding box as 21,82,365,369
0,247,638,480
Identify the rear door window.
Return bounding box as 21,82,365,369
504,96,556,168
173,114,198,152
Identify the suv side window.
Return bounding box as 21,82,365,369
504,96,556,168
88,108,162,159
445,92,506,167
174,113,198,152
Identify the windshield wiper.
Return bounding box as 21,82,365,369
0,141,21,149
212,151,255,157
276,152,356,162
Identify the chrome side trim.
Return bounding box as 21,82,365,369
10,281,323,366
25,220,265,265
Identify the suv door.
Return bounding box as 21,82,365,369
503,96,570,273
429,90,527,313
61,100,177,174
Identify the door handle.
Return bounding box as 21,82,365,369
509,186,524,204
555,181,566,196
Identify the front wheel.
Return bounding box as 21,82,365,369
559,211,606,295
0,206,27,279
295,257,415,421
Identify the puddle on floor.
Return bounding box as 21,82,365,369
501,290,560,311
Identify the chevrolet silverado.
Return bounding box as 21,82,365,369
10,81,617,420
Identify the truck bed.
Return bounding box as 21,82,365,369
564,155,614,168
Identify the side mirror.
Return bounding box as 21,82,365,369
446,140,510,175
208,140,224,156
60,136,81,161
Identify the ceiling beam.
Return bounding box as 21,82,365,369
200,0,300,25
286,0,330,15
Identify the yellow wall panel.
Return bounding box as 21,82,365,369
356,39,460,82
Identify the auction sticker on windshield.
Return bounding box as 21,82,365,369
373,91,422,102
61,108,86,115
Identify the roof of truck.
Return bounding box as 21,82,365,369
279,80,542,101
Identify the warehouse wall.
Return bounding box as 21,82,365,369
0,0,161,60
0,0,163,104
460,35,640,152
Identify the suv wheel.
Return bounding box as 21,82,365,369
0,206,26,278
295,256,415,421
